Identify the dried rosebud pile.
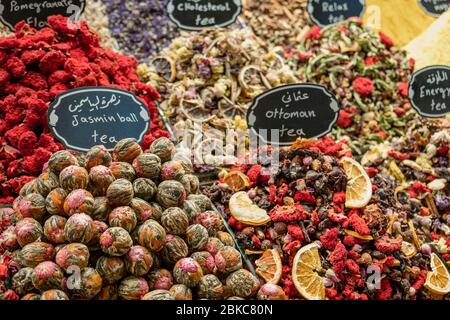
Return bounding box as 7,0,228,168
0,15,169,204
242,0,311,47
104,0,180,61
204,137,449,300
0,138,258,300
285,18,418,157
362,119,450,270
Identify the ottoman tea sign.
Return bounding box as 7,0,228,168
408,65,450,118
0,0,85,31
168,0,241,31
247,84,339,146
308,0,366,26
48,87,151,151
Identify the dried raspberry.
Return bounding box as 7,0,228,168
375,278,392,300
326,288,338,299
375,236,402,253
283,240,301,255
412,271,427,291
397,82,408,97
293,191,316,204
246,165,262,186
348,214,370,236
328,209,348,224
269,204,307,223
345,259,360,274
329,242,347,265
287,225,304,242
337,110,353,128
343,235,357,247
320,228,340,251
352,77,374,97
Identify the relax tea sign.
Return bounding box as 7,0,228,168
48,87,151,151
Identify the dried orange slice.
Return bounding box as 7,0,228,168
424,253,450,295
340,157,373,208
223,171,250,193
229,191,271,226
292,243,325,300
401,241,417,259
255,249,282,284
344,229,373,241
150,56,176,82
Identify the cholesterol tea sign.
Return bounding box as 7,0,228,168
247,84,339,146
168,0,241,31
48,87,151,151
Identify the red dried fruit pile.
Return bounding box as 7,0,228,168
205,137,441,300
0,15,169,204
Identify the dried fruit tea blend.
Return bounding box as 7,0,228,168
204,137,450,300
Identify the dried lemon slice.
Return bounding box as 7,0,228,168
401,241,417,259
229,191,270,226
223,171,250,193
255,249,282,284
150,56,176,82
238,65,271,97
424,253,450,295
180,97,215,123
217,97,246,120
292,243,325,300
340,157,373,208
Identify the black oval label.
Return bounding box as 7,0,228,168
307,0,366,26
418,0,450,17
0,0,85,31
167,0,241,31
48,87,151,152
408,66,450,118
247,84,340,146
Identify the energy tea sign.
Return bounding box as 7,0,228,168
408,65,450,118
0,0,85,30
48,87,151,151
168,0,242,31
418,0,450,17
247,84,339,146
